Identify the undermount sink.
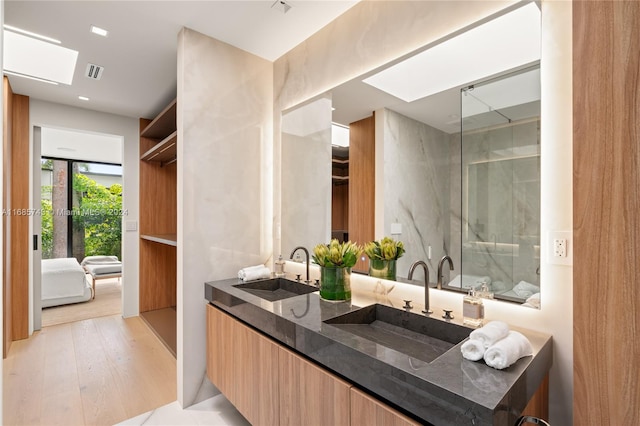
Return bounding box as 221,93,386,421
233,278,318,302
324,304,471,363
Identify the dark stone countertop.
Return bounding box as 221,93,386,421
204,277,552,426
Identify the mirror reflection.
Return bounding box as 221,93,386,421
280,3,541,308
452,66,541,306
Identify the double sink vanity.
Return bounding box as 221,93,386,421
204,276,552,426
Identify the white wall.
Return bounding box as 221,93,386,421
177,27,273,407
29,99,140,325
274,1,573,423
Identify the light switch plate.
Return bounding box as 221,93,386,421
125,221,138,231
391,222,402,235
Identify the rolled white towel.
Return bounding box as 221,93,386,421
483,331,533,370
238,264,268,279
469,321,510,348
461,339,486,361
239,266,271,281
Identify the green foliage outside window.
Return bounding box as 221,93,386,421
41,172,122,259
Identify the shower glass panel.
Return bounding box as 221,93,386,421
460,65,541,306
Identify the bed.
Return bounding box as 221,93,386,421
41,258,92,308
81,255,122,299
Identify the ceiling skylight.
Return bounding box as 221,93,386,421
3,30,79,85
362,2,540,102
332,123,349,147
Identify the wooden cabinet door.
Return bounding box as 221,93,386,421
279,347,351,426
206,305,279,425
206,305,235,398
350,387,420,426
234,320,279,425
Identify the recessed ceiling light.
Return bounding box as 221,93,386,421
3,30,78,85
78,96,90,101
4,70,59,85
362,2,541,102
271,0,292,14
3,24,61,44
90,25,108,37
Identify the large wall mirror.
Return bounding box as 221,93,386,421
280,2,541,308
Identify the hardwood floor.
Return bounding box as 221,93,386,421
3,314,176,426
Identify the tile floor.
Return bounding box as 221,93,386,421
117,394,250,426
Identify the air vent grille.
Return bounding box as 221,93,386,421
85,63,104,80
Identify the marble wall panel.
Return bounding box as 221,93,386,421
380,109,451,281
177,27,273,407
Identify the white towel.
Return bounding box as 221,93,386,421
483,331,533,370
469,321,510,348
512,280,540,299
237,264,267,279
461,339,486,361
238,265,271,281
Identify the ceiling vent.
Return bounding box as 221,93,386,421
85,63,104,80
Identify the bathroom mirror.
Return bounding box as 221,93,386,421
280,2,541,307
450,66,541,306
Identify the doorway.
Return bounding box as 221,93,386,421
33,126,124,328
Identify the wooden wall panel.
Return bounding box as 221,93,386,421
332,183,348,232
348,115,375,273
573,1,640,423
3,77,13,357
11,94,30,341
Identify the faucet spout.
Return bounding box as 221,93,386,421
289,246,310,284
408,260,432,314
436,255,454,290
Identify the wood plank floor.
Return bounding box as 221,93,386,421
3,315,177,426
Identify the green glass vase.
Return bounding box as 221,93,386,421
319,266,352,301
368,259,397,281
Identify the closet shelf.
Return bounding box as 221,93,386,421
141,131,177,164
141,99,177,139
141,234,177,246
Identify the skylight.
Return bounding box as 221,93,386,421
362,2,540,102
3,29,79,85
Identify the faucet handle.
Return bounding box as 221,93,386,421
295,274,301,282
403,300,413,310
442,309,454,320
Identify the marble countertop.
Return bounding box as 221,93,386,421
204,276,552,426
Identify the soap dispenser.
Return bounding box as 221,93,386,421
275,255,286,277
462,288,484,328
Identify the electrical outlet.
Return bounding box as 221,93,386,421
548,231,572,266
553,238,567,257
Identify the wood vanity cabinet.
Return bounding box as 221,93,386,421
206,304,418,426
206,304,279,425
350,387,421,426
279,346,351,426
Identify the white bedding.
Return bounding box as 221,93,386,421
82,255,122,276
42,258,92,308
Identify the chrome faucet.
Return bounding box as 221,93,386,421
289,246,310,284
436,255,454,290
408,260,432,314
